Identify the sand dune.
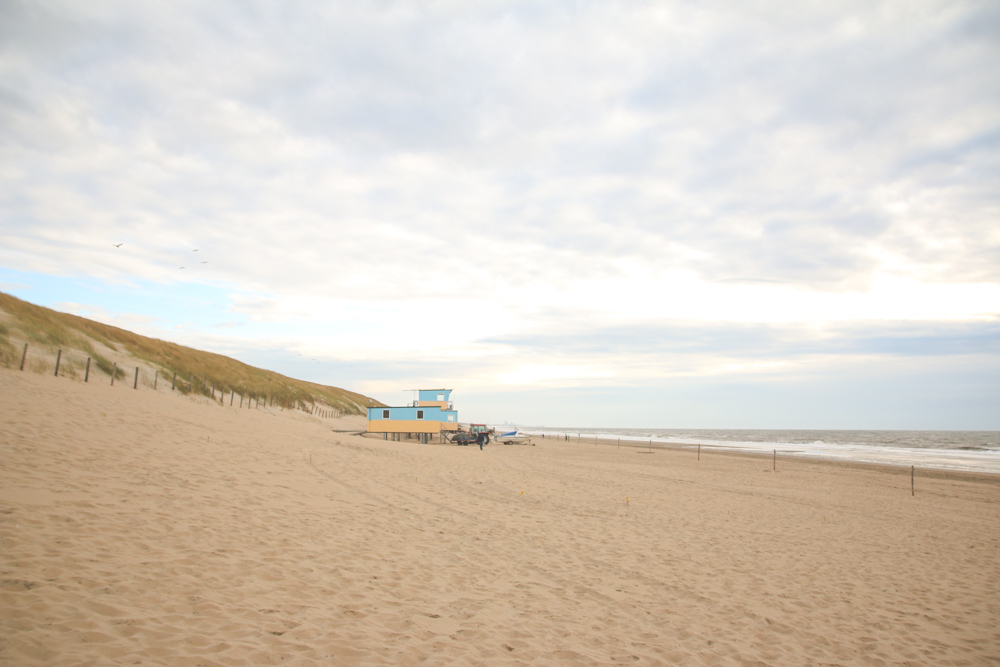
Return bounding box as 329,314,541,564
2,369,998,665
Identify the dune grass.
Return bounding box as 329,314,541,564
0,291,382,414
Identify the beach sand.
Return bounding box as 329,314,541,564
2,369,998,665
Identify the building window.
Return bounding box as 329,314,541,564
437,394,444,401
417,410,424,420
382,409,390,419
447,415,455,422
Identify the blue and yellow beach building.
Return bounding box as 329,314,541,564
367,389,459,435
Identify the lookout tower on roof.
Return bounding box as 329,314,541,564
417,389,452,409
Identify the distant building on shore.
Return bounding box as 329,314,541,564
366,389,459,436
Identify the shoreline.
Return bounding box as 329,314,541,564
524,429,1000,475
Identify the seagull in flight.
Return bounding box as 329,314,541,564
179,266,186,269
200,261,208,264
192,249,199,252
113,243,123,247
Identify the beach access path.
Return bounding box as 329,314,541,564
2,369,998,665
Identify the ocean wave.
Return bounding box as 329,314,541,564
519,428,1000,474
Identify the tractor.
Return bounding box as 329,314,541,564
451,424,493,446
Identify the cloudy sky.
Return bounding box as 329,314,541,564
2,0,998,429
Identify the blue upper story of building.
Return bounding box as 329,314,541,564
367,405,458,423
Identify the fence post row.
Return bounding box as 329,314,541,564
22,348,366,423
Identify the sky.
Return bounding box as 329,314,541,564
1,0,998,429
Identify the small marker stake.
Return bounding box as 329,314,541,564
698,444,700,461
111,362,116,386
911,465,915,496
85,357,91,383
19,343,27,371
54,350,61,376
773,449,776,471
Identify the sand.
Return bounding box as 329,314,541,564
2,369,998,666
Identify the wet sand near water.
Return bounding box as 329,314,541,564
2,369,999,665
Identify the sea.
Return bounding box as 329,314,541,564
517,427,1000,475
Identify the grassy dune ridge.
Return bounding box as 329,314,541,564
0,291,382,413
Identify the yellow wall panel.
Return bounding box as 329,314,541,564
367,420,441,434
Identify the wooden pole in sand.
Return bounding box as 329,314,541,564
54,350,61,376
85,357,91,383
19,343,27,371
154,371,157,389
172,372,176,390
698,444,700,460
230,390,234,406
239,394,243,408
111,363,116,386
911,466,915,496
133,366,139,389
773,449,776,472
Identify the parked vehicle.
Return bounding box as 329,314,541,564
450,424,494,446
469,424,492,445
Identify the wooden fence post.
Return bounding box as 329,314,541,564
134,367,139,389
111,363,116,386
230,390,234,406
19,343,27,371
172,373,176,390
54,350,62,376
85,357,91,383
154,371,158,389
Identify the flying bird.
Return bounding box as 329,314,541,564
192,249,198,252
113,243,123,247
179,267,186,269
200,261,208,264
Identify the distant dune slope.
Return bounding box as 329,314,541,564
0,291,382,413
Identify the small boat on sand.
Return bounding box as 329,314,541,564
497,430,532,445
